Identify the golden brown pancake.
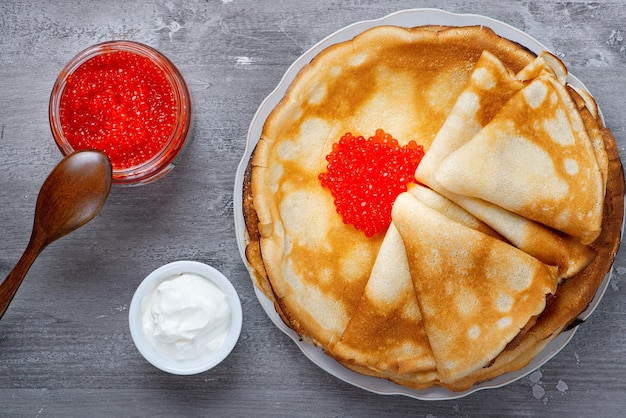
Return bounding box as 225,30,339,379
243,24,624,392
392,192,559,384
330,223,437,388
415,50,525,189
434,74,605,245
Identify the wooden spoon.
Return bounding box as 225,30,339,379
0,150,112,318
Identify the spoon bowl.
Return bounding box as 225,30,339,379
0,150,112,318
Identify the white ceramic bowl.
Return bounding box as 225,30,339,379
129,260,243,375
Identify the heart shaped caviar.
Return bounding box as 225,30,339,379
319,129,425,237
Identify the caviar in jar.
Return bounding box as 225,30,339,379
49,41,192,186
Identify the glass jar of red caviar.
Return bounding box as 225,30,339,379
49,41,192,186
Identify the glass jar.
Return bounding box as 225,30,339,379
49,41,192,186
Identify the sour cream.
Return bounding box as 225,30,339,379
141,273,232,361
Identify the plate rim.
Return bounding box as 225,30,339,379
233,7,614,400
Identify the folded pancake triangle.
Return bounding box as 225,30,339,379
432,73,604,245
392,192,559,384
330,223,438,389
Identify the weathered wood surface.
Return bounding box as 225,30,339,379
1,1,626,416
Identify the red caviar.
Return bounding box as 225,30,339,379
319,129,425,237
59,50,176,170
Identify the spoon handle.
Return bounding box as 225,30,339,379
0,239,45,319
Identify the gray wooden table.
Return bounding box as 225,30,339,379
1,1,625,416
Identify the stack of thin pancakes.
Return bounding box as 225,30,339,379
242,25,625,391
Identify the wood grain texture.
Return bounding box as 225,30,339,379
1,1,625,416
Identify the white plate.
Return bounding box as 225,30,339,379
233,8,614,400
